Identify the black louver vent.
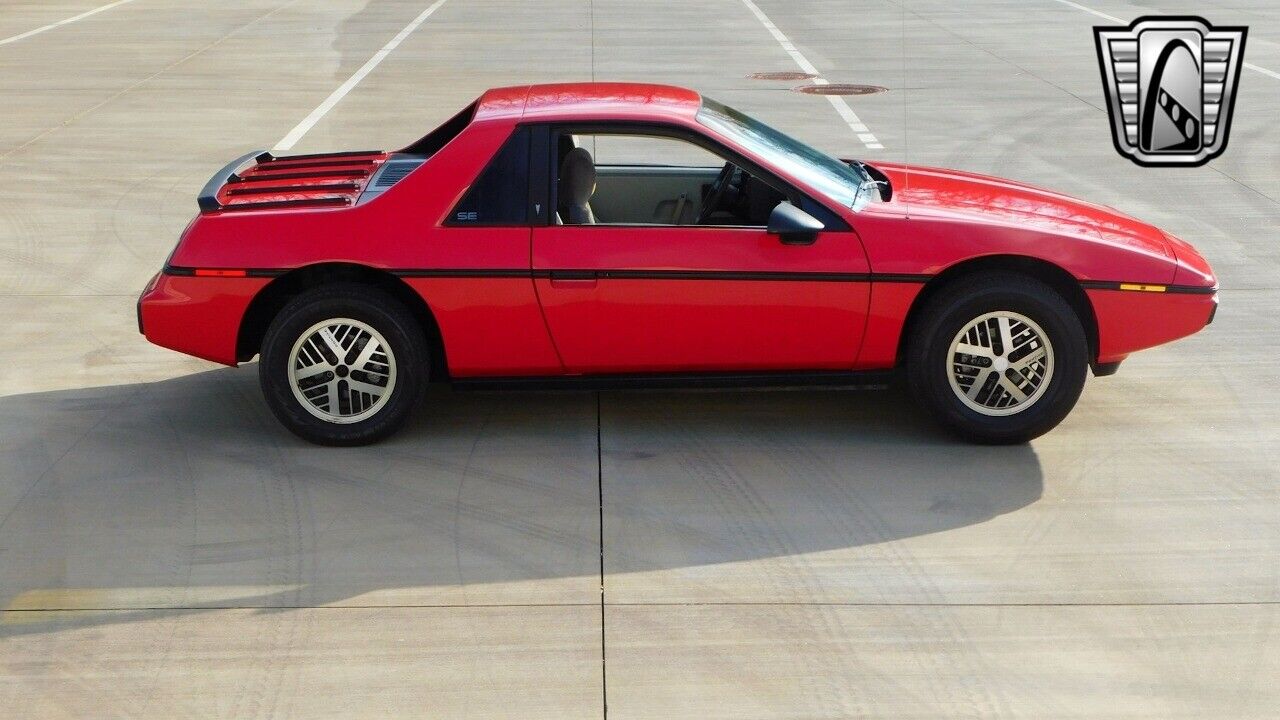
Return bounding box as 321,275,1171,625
375,161,422,188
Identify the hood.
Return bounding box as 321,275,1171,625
863,161,1175,261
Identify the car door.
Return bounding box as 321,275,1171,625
531,125,871,375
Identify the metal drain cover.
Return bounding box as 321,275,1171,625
748,71,818,81
794,83,888,96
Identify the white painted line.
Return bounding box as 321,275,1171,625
0,0,136,47
1049,0,1120,23
737,0,883,150
1246,62,1280,81
274,0,449,153
1048,0,1279,80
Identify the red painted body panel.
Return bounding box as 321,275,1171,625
1163,230,1217,287
1088,289,1217,364
858,282,925,369
532,226,870,373
402,277,563,375
522,83,701,122
856,163,1181,284
170,122,514,271
140,274,269,365
141,82,1217,379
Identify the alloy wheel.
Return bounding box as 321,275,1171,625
287,318,397,424
946,311,1054,416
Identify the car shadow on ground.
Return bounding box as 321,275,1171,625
0,365,1042,636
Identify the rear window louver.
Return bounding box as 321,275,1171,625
199,149,389,213
226,182,360,197
229,169,369,183
217,196,351,212
374,160,423,188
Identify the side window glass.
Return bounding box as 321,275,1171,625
587,134,722,167
556,131,789,228
449,127,529,225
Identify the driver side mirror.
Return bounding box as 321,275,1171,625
767,202,824,245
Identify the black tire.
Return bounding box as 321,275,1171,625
906,272,1088,444
258,283,428,446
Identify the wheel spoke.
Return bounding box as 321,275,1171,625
1012,346,1046,371
318,327,346,360
997,316,1015,356
966,369,991,399
998,374,1029,403
955,342,994,359
326,380,341,413
294,362,332,380
299,337,322,365
350,336,382,372
347,378,387,398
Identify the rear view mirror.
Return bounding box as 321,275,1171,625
767,203,824,245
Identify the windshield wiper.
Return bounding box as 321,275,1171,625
846,160,892,203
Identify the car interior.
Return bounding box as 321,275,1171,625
553,132,790,227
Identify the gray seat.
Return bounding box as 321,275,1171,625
557,147,597,224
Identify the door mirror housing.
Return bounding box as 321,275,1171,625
767,202,824,245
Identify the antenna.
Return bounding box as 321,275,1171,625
901,2,910,217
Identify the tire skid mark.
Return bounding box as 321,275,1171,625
294,450,599,590
133,383,202,717
605,393,880,715
756,412,1017,717
225,382,313,719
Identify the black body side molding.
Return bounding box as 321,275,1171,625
450,369,896,392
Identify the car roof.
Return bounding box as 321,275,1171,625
474,82,703,123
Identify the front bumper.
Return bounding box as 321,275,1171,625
1088,285,1218,365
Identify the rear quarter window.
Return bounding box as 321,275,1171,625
448,127,530,226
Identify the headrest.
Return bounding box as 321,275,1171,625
559,147,596,205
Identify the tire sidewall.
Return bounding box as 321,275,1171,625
259,286,427,445
909,278,1087,444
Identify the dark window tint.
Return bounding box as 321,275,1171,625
449,127,529,225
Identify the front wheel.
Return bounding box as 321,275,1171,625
259,283,428,445
906,273,1088,444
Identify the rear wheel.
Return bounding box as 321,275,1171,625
906,273,1087,444
259,284,427,445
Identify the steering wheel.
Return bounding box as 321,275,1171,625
695,162,737,225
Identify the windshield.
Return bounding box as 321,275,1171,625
696,97,872,208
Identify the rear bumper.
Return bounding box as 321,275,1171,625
136,273,157,335
1088,286,1218,365
138,272,269,365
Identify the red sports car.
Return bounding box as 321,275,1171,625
139,82,1217,445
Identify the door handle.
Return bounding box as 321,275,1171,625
549,270,597,288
